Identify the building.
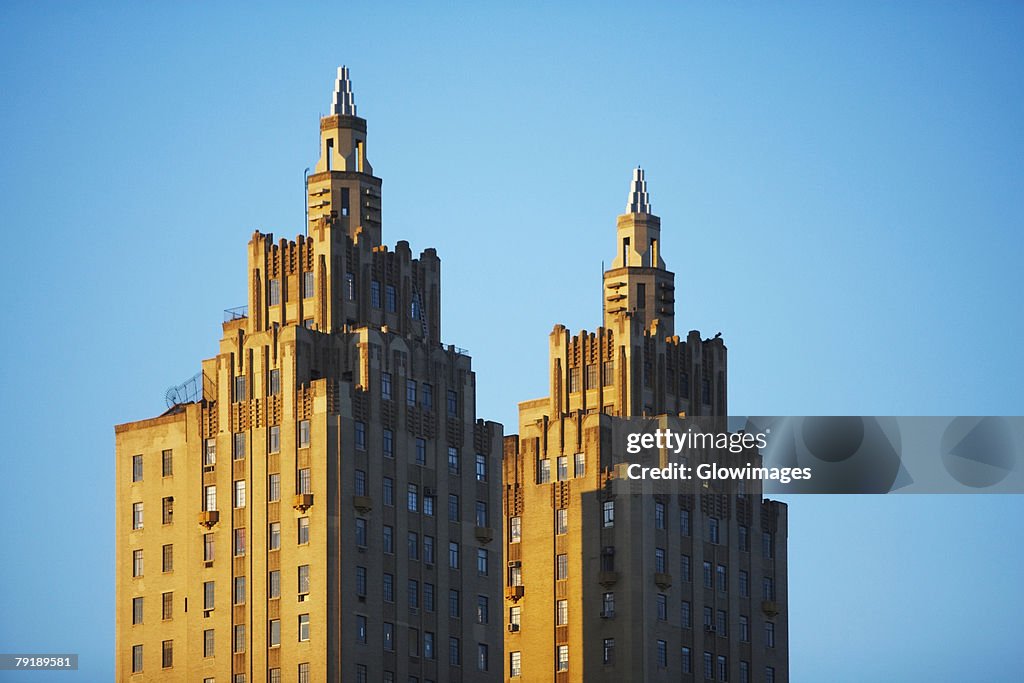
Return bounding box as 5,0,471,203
115,67,504,683
502,170,789,682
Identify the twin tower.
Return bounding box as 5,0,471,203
115,67,788,683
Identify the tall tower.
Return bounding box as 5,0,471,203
503,170,789,682
115,69,504,683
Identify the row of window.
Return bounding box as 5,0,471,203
349,617,487,670
379,374,454,415
129,450,174,482
565,361,616,392
535,453,586,484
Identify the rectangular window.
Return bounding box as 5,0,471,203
297,516,309,545
354,421,365,450
132,502,143,529
298,468,311,494
682,646,692,674
298,565,310,595
763,577,775,601
555,508,567,535
655,548,666,573
132,549,143,577
233,432,245,460
510,651,522,677
448,542,460,569
299,419,311,448
682,600,692,628
740,662,750,683
586,363,597,389
449,637,461,666
602,500,614,527
448,589,460,618
716,563,729,593
162,449,173,476
763,531,774,559
448,494,459,521
162,544,173,572
681,508,691,536
708,517,720,544
509,563,523,586
409,627,420,657
739,525,749,552
603,360,615,386
717,609,728,637
408,532,419,560
703,561,714,588
234,375,246,402
603,638,615,665
384,525,394,554
268,474,280,502
269,425,280,453
568,367,580,392
557,598,568,625
203,533,214,562
448,447,460,474
161,640,173,669
476,548,488,575
131,644,143,673
538,458,550,484
355,518,367,547
718,655,728,682
424,535,434,564
424,632,435,659
355,469,367,496
556,455,568,480
740,570,749,597
509,516,521,543
355,566,367,597
356,615,367,644
232,577,245,605
414,437,426,464
475,453,487,481
556,553,568,580
704,651,713,680
384,622,395,651
369,280,380,308
204,439,216,467
477,643,489,672
268,522,281,550
385,284,396,312
299,663,310,683
446,390,457,416
766,667,775,683
422,383,433,410
269,368,280,395
346,273,355,301
381,372,392,400
423,494,434,516
203,629,214,657
298,614,310,642
233,528,245,556
476,595,488,624
657,639,667,668
269,618,280,647
234,480,246,508
409,579,420,609
740,614,750,642
269,279,280,305
383,429,394,458
203,581,215,610
602,592,614,617
475,501,488,527
557,644,569,672
657,594,667,620
268,570,280,599
764,621,775,648
424,583,435,612
574,452,585,477
408,484,419,512
406,379,416,406
132,596,143,624
655,502,665,529
510,605,522,628
682,554,691,582
302,271,314,298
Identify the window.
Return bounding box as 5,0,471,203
204,439,216,466
682,554,691,582
297,565,310,597
268,474,280,502
132,502,143,529
299,663,310,683
603,638,615,665
509,563,523,586
682,646,692,674
603,360,615,385
203,629,214,657
476,595,489,624
477,643,489,672
718,655,728,682
385,284,396,312
132,644,143,673
556,553,568,580
446,390,457,416
718,564,728,592
407,484,419,512
233,624,245,653
234,480,246,508
538,458,550,483
424,632,435,659
268,570,280,599
448,542,459,569
384,525,394,554
556,455,567,480
269,279,280,305
424,582,435,612
704,651,714,680
708,517,720,544
203,533,214,562
448,589,460,618
657,594,667,620
269,425,280,453
354,421,365,450
381,372,392,400
636,283,646,310
448,447,460,474
680,508,691,536
568,367,580,392
740,615,749,642
298,468,311,495
409,580,420,609
346,273,355,301
509,516,521,542
764,621,775,648
269,368,280,396
475,453,487,481
163,499,174,526
132,596,143,624
763,577,775,601
476,548,488,575
269,619,280,647
602,500,614,527
299,420,311,448
510,651,522,677
162,449,173,476
423,535,434,564
233,432,246,459
448,637,461,666
160,592,172,620
475,501,488,527
131,454,144,482
762,532,774,559
509,605,521,628
297,516,309,544
574,453,585,477
703,561,713,588
356,615,367,643
356,566,366,597
557,644,569,671
555,508,567,535
556,599,568,625
234,375,246,402
298,614,310,642
384,622,395,650
422,383,433,410
406,379,416,406
233,528,246,556
353,469,366,496
717,609,728,637
655,502,665,529
371,281,381,308
383,428,394,458
132,549,143,577
302,271,314,298
655,548,666,573
740,570,749,597
355,518,367,547
448,494,459,521
602,592,615,617
657,640,667,668
586,363,597,389
230,576,244,606
409,627,420,657
414,437,425,465
740,661,750,683
600,546,615,572
766,666,775,683
408,532,419,560
203,581,216,611
682,600,691,628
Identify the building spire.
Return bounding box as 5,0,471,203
330,65,357,117
626,166,651,214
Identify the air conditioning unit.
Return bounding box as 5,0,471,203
507,624,520,632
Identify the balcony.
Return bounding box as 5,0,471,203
654,572,673,589
474,526,494,544
352,495,373,513
761,600,779,617
197,510,219,528
505,585,524,602
223,305,248,322
293,493,314,512
598,571,619,587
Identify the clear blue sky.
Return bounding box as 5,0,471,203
1,2,1022,681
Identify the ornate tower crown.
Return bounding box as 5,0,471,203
330,65,357,116
626,166,652,214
